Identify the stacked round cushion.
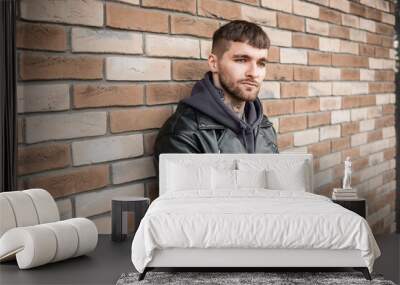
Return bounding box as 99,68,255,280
0,189,98,269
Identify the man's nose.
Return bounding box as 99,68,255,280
245,62,258,78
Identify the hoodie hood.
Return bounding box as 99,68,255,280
182,71,265,153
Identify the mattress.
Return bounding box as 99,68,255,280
131,189,380,273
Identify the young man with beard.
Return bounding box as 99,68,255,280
154,20,279,165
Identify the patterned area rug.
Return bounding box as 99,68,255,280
116,271,396,285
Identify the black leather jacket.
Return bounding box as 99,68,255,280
154,102,279,166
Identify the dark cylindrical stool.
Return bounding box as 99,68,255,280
111,197,150,242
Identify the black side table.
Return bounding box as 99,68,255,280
332,198,366,218
112,197,150,242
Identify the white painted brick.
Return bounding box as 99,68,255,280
369,58,383,69
351,108,368,121
320,125,341,140
309,82,332,96
367,106,382,119
390,94,396,104
350,28,366,42
20,0,103,27
376,94,391,105
294,128,319,146
72,28,143,54
260,82,280,99
352,82,369,95
26,112,106,143
293,0,319,18
145,34,199,58
106,57,171,81
319,67,340,81
340,40,358,55
91,214,111,234
261,0,292,13
383,126,395,138
306,19,329,36
369,152,384,166
56,198,72,220
359,119,375,132
351,132,367,147
359,18,376,32
360,140,389,156
72,134,144,166
280,48,307,64
389,49,396,59
308,0,328,5
360,69,375,81
332,82,352,95
320,97,341,111
331,110,350,124
329,0,350,13
112,156,156,184
75,183,144,217
319,152,341,171
319,37,340,52
314,168,333,188
200,40,212,59
241,5,277,27
263,27,292,47
342,14,359,28
383,59,396,70
17,84,69,113
117,0,140,4
359,161,390,182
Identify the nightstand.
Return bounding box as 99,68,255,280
111,197,150,242
332,198,366,218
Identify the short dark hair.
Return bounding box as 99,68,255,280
211,20,270,57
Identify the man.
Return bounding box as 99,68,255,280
154,20,279,165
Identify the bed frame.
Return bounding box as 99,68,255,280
139,154,372,281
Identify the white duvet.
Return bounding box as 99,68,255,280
131,190,380,273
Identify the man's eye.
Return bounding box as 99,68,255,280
258,62,266,67
235,59,246,63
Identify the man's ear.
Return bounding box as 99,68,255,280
208,53,219,72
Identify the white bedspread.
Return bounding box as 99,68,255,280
131,190,380,273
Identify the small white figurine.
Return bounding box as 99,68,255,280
342,156,352,189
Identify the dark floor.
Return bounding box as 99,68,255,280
0,234,398,285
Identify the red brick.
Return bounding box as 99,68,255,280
308,141,331,158
375,70,395,82
319,7,341,24
350,2,366,17
267,46,280,63
329,25,350,40
294,98,320,113
265,64,293,81
171,15,219,38
20,53,103,80
26,165,109,199
341,69,360,81
279,115,307,133
341,121,359,136
342,147,361,160
293,66,319,81
106,2,168,33
331,137,350,152
376,22,394,36
198,0,241,20
172,60,209,80
16,22,66,51
383,104,395,115
367,33,381,45
142,0,196,14
110,107,173,133
375,47,390,58
331,54,368,68
73,85,144,108
376,115,394,128
277,13,305,32
367,130,383,143
383,148,396,161
359,44,375,57
292,33,319,49
308,51,331,66
308,112,330,127
146,83,193,105
18,144,70,175
277,133,293,150
262,99,294,116
281,83,308,98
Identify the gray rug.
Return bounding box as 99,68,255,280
116,271,396,285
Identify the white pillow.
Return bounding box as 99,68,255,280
212,168,237,190
237,159,308,191
167,162,212,191
236,169,267,189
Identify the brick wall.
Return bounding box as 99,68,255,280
16,0,397,234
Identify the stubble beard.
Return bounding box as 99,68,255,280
218,72,260,102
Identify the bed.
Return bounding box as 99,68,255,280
131,153,381,281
